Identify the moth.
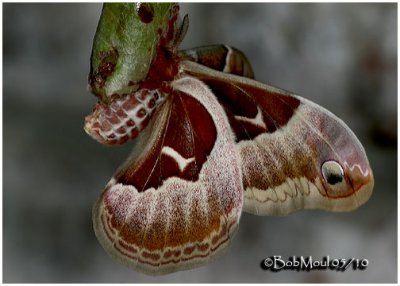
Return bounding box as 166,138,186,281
84,3,374,275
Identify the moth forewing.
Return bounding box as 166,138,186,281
179,60,374,216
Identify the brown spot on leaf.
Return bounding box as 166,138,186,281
89,47,119,92
137,3,154,24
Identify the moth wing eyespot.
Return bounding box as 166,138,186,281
321,160,345,186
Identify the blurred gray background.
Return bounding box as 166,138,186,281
3,3,397,283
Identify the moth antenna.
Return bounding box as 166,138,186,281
174,14,189,49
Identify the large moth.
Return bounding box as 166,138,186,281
84,3,374,275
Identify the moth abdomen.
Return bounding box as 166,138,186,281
84,89,166,145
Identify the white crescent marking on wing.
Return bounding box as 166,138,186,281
234,106,266,129
161,146,195,172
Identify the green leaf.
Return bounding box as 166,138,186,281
89,3,176,103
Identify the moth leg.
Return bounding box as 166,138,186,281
180,45,254,79
84,89,166,145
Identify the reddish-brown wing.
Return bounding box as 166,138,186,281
180,60,373,216
93,76,243,275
